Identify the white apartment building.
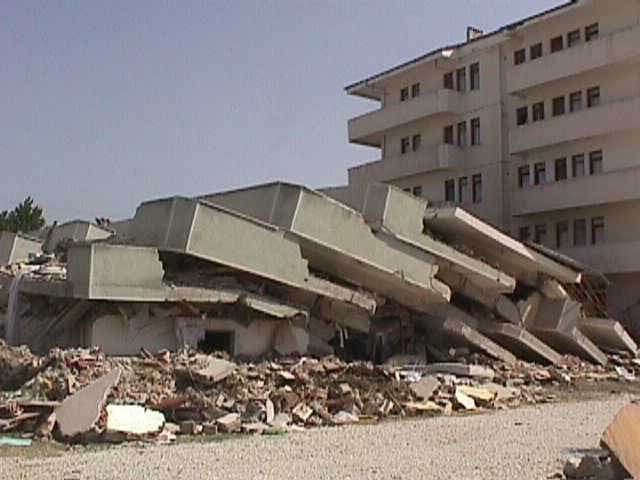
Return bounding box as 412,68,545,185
334,0,640,331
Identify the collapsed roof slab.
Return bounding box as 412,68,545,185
577,317,638,354
202,182,450,312
478,321,563,366
423,206,582,286
0,232,42,266
361,184,519,323
130,196,376,316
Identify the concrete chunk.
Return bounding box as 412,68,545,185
578,317,638,354
440,318,517,365
409,376,439,400
106,405,165,435
55,369,121,439
421,363,495,380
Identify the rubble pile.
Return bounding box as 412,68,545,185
1,340,639,444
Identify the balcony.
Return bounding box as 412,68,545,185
511,165,640,216
349,145,464,183
508,25,640,94
560,241,640,274
348,89,462,146
509,96,640,154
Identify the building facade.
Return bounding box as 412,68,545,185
337,0,640,329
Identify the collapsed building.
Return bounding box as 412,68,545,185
0,182,636,366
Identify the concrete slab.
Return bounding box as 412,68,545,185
530,326,607,366
55,369,121,439
578,317,638,354
203,182,451,312
106,405,165,435
423,206,582,286
479,322,563,365
0,232,42,265
45,220,112,253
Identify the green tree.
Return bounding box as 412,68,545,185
0,197,46,233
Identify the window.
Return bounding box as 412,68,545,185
518,165,531,188
572,154,585,177
550,35,564,53
470,118,481,145
516,106,528,126
585,23,599,42
555,158,567,181
400,87,409,102
401,137,410,154
443,72,454,90
411,83,420,98
443,125,454,144
534,162,546,185
411,134,422,152
587,86,600,108
456,67,467,92
556,221,569,248
458,176,470,203
514,48,526,65
569,91,582,112
530,43,543,60
412,186,422,197
552,96,566,116
472,174,482,203
470,63,480,90
574,219,587,246
519,226,531,242
532,102,545,122
567,29,581,47
457,121,467,147
589,150,603,174
534,224,547,244
445,179,455,202
591,217,605,244
403,188,411,193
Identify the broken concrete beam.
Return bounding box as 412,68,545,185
478,322,563,366
578,317,638,354
601,402,640,479
202,182,451,311
423,206,582,286
0,231,42,266
44,220,113,253
362,184,516,294
55,369,121,439
530,326,607,366
538,278,569,299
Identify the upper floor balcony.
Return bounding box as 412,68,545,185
560,240,640,275
508,24,640,94
511,165,640,216
349,144,464,183
348,89,462,146
509,95,640,154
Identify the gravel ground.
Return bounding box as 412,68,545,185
1,395,633,480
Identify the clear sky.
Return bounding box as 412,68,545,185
1,0,562,222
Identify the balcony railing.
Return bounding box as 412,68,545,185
511,165,640,216
508,24,640,94
509,96,640,154
348,89,462,146
348,145,464,183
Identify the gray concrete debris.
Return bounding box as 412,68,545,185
55,369,121,439
420,363,495,380
409,376,439,400
479,322,563,366
187,357,237,385
578,317,638,354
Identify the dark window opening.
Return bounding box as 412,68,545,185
530,43,543,60
471,118,480,145
411,83,420,98
592,217,605,244
569,91,582,112
457,121,467,147
587,86,600,108
534,224,547,244
585,23,599,42
550,35,564,53
412,134,421,152
444,179,455,202
443,125,454,145
412,186,422,197
552,96,566,116
198,330,234,355
567,29,581,47
400,87,409,102
519,226,531,242
516,106,528,126
514,48,526,65
401,137,410,154
518,165,530,188
458,176,470,204
534,162,546,185
572,154,586,177
443,72,454,90
574,219,587,246
556,221,569,248
532,101,545,122
589,150,603,174
472,174,482,203
555,158,567,181
470,63,480,90
456,67,467,92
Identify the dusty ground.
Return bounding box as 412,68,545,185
1,390,635,480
